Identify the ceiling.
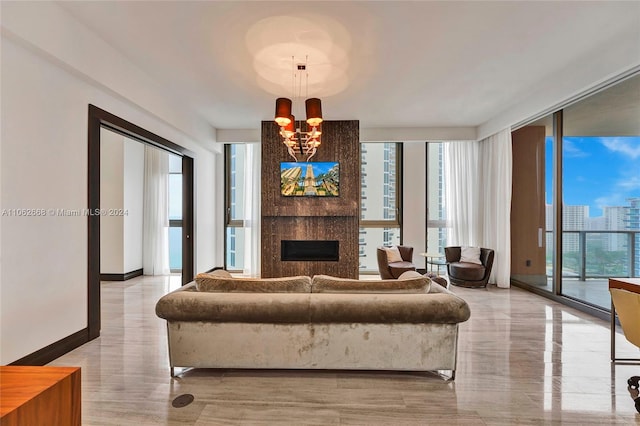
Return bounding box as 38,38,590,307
58,1,640,131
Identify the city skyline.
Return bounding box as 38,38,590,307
545,136,640,220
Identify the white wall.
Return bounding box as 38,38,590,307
1,1,219,153
100,129,125,273
123,139,144,273
0,35,220,364
1,37,91,363
99,130,145,275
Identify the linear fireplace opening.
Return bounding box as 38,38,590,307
281,240,339,262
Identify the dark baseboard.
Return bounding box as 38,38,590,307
124,268,143,280
101,268,143,282
10,328,89,366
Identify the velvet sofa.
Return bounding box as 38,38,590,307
155,270,470,380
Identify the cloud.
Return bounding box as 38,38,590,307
594,172,640,209
618,175,640,191
600,137,640,159
563,139,589,158
595,194,625,210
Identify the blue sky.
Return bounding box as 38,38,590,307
545,136,640,217
281,161,338,175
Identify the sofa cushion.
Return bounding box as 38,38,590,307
195,274,312,293
384,246,404,263
201,269,233,278
460,246,482,264
311,274,430,294
449,262,485,281
156,289,312,323
398,270,424,280
423,272,449,288
388,261,417,279
156,281,471,325
309,293,470,324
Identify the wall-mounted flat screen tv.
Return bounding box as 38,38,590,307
280,162,339,197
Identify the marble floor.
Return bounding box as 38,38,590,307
48,275,640,425
519,277,616,310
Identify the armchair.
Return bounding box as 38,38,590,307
445,246,494,288
377,246,416,279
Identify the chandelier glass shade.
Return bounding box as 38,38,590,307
273,59,324,161
274,97,323,161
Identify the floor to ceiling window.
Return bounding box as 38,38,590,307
512,72,640,314
426,142,447,255
359,142,402,272
224,144,247,271
560,75,640,309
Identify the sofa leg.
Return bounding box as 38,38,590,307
170,367,175,378
450,370,456,381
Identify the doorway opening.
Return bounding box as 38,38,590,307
88,105,195,340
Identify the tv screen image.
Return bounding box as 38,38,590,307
280,162,339,197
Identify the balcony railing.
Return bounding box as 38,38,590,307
547,230,639,280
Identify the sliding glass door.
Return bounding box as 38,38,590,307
512,73,640,314
560,75,640,309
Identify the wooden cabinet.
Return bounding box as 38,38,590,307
0,366,80,426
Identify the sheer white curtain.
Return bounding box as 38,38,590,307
478,129,512,287
142,145,170,276
444,128,512,287
444,141,480,247
243,143,261,277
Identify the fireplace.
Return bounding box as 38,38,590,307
281,240,339,262
262,120,359,278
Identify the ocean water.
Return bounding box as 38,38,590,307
169,227,182,270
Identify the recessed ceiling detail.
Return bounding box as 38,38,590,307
55,1,640,131
246,14,352,97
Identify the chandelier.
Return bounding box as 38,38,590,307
274,60,323,162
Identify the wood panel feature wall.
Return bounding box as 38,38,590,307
511,126,547,284
261,120,360,278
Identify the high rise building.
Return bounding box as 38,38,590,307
627,198,640,276
359,143,399,270
602,206,629,251
545,204,589,252
426,143,446,254
563,205,589,231
227,144,247,270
